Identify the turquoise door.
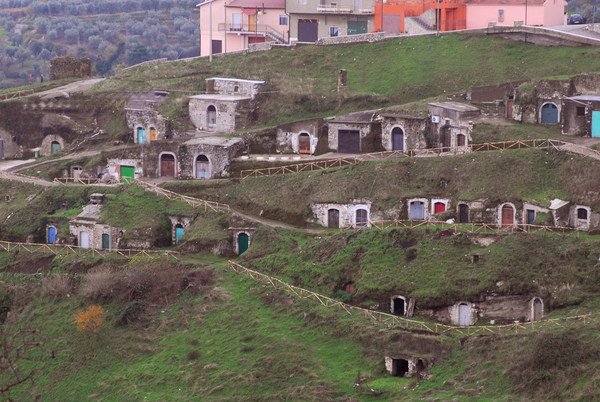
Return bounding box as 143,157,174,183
137,127,146,144
238,233,249,255
592,111,600,138
102,233,110,250
175,226,185,244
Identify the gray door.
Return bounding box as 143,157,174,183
338,130,360,153
298,19,318,42
80,231,90,249
0,139,4,160
392,127,404,151
540,103,558,124
409,201,425,220
533,299,543,320
458,303,470,326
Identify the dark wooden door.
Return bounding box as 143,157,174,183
501,205,514,227
506,98,513,119
338,130,360,153
298,19,318,42
526,209,535,224
458,204,469,223
328,209,340,228
392,128,404,151
160,155,175,177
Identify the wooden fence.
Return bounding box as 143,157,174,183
227,261,600,336
134,180,231,213
0,89,35,102
54,177,119,185
239,138,600,179
0,240,179,259
369,219,578,234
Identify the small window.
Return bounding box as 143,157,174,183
576,106,585,116
233,85,239,93
577,208,588,220
279,15,288,25
330,26,339,37
498,9,505,22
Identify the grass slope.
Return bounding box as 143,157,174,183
94,34,600,127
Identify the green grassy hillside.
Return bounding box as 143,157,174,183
164,149,600,226
93,34,600,128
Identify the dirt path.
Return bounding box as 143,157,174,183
36,78,105,99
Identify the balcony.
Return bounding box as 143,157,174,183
217,23,286,43
315,5,374,14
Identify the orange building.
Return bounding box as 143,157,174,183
374,0,466,34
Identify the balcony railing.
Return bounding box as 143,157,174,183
217,23,286,43
315,5,374,14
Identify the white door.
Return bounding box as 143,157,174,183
80,231,90,249
458,303,470,326
232,13,242,30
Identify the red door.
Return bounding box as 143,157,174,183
160,155,175,177
434,202,446,214
501,205,514,227
298,134,310,154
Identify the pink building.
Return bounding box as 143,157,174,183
198,0,289,57
465,0,566,29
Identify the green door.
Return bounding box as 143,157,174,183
51,141,61,154
238,233,249,255
102,233,110,250
592,111,600,138
347,20,368,35
120,166,135,183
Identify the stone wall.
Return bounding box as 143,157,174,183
105,158,143,181
276,118,327,155
168,216,193,245
189,97,250,132
309,201,372,228
327,122,382,153
126,109,170,143
40,134,65,156
0,127,20,159
315,32,386,45
379,115,428,152
229,228,256,255
50,57,92,80
178,139,245,179
209,78,265,98
69,222,121,250
141,142,180,178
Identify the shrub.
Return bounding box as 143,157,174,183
80,268,116,300
41,274,72,298
187,350,200,360
115,300,145,326
74,305,106,333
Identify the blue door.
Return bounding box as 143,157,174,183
540,103,558,125
175,226,185,244
592,111,600,138
48,226,57,244
137,127,146,144
409,201,425,220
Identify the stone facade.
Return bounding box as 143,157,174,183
378,114,429,152
125,91,170,144
39,134,65,156
561,96,600,136
105,158,144,181
229,228,256,255
50,57,92,80
168,215,193,245
178,137,245,179
68,195,122,250
188,78,265,133
384,355,427,377
276,118,328,155
327,111,383,153
0,127,20,159
428,102,479,150
310,201,372,228
315,31,385,45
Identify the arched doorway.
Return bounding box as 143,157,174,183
391,296,406,315
195,155,210,179
532,298,543,321
501,204,515,227
298,133,311,154
150,127,157,141
577,208,589,220
136,127,146,144
433,202,446,214
238,232,249,254
101,233,110,250
175,224,185,244
207,105,217,128
355,209,368,228
458,302,471,326
160,154,175,177
51,141,61,154
540,103,559,124
458,204,469,223
328,209,340,228
80,231,90,249
409,201,425,220
391,127,404,151
47,226,57,245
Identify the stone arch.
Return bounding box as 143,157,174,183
159,152,177,177
41,135,65,156
237,231,251,255
539,102,560,125
498,202,517,227
391,125,405,151
530,297,544,321
390,295,407,316
354,208,369,228
297,132,312,154
207,105,217,128
194,154,211,179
